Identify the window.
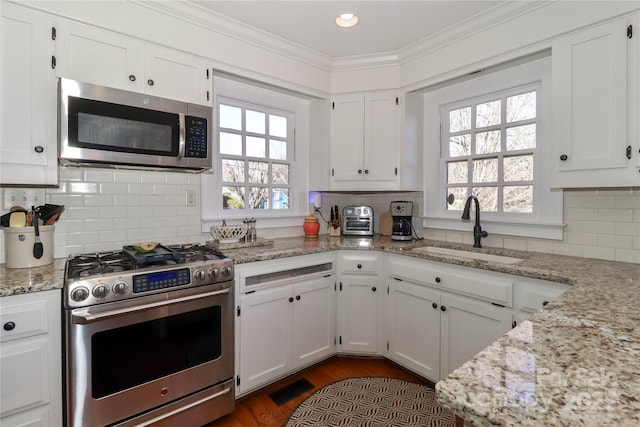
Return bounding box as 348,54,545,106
422,55,563,240
201,75,310,231
443,86,538,215
218,99,293,212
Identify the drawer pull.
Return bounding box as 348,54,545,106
3,322,16,331
440,305,447,312
357,264,362,269
542,300,550,306
288,297,294,303
435,277,441,283
432,302,438,309
371,287,376,292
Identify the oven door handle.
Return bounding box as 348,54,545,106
72,288,231,323
135,383,232,427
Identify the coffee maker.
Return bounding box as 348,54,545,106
390,201,413,241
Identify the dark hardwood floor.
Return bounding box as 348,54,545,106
206,355,436,427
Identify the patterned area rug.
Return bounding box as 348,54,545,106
285,376,456,427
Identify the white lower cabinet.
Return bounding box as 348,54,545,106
236,255,336,395
385,255,513,382
0,290,62,427
336,252,380,354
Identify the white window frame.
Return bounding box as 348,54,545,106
422,56,564,240
201,76,310,231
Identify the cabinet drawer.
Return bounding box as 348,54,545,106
517,281,570,313
0,301,48,342
388,256,512,306
340,253,379,274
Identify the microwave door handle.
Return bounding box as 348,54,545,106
178,113,186,158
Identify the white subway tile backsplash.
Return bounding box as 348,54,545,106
583,246,616,261
84,169,115,182
68,182,100,194
566,207,599,221
598,209,634,223
598,234,633,249
114,170,143,183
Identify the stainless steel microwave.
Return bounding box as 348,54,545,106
58,78,212,172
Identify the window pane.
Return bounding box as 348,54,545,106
222,186,245,209
246,110,265,134
472,158,498,183
447,161,467,184
476,100,501,128
219,104,242,130
272,163,289,185
475,130,501,154
219,132,242,155
248,161,268,184
504,155,533,182
507,91,536,122
249,187,269,209
246,136,266,158
446,187,468,211
269,115,287,138
504,185,533,213
272,188,289,209
449,134,471,157
269,139,287,160
449,107,471,132
506,124,536,150
472,187,498,212
222,159,244,183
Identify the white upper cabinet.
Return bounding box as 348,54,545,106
330,91,400,190
56,20,211,105
0,4,58,186
551,15,639,187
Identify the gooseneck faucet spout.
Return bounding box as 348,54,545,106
461,195,488,248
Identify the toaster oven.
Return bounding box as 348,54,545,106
341,206,374,236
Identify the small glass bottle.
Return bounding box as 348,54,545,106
248,218,257,242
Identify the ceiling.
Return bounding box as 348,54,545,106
191,1,508,58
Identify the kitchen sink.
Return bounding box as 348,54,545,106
412,246,523,264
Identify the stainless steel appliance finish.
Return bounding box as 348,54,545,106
63,244,235,427
391,201,413,241
341,205,374,236
59,78,212,171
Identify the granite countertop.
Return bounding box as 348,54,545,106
1,235,639,425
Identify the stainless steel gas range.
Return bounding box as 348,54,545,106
62,243,235,427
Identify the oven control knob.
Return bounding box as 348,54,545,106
70,286,90,302
222,266,233,277
92,284,109,299
112,281,128,295
194,270,206,281
208,267,220,278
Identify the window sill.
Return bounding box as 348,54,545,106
421,216,565,240
202,215,309,233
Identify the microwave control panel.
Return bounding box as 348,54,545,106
186,116,208,158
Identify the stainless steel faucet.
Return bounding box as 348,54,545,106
461,195,488,248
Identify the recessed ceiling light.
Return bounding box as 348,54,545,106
335,13,359,28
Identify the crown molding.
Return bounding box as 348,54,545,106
130,0,333,72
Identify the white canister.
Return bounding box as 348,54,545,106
3,225,54,268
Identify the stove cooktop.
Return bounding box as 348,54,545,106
64,244,234,309
66,244,226,280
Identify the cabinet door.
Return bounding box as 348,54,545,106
388,279,440,381
439,293,512,378
144,46,211,106
338,275,379,353
552,17,637,187
330,94,365,182
238,286,292,394
292,275,335,367
363,92,398,181
0,5,58,185
56,20,143,92
0,337,50,417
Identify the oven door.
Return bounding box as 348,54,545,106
65,283,234,427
